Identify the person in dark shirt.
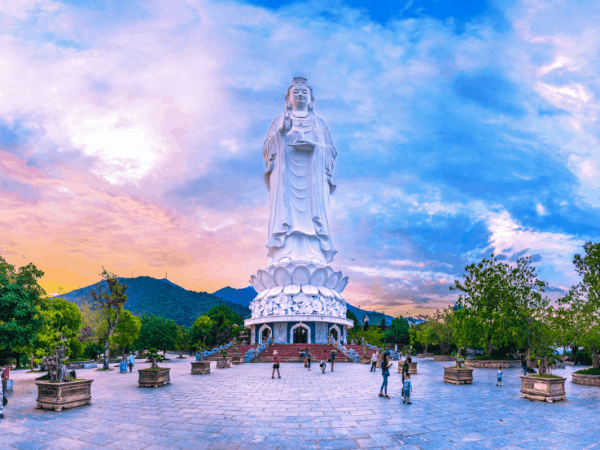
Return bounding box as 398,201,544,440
272,350,281,379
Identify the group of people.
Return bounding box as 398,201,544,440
272,349,339,378
119,354,136,373
377,351,413,404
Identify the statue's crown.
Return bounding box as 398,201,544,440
291,77,308,86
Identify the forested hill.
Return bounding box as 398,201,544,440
59,276,250,327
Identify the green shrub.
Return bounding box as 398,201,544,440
575,367,600,376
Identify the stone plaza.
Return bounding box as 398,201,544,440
2,358,600,450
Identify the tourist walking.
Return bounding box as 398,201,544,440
320,350,328,373
330,350,337,372
378,353,392,399
521,357,528,376
403,373,413,404
128,354,135,373
370,350,378,372
306,349,312,371
272,350,281,379
0,365,6,419
496,366,503,387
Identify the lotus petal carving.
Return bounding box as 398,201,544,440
273,266,291,286
318,286,334,297
283,284,301,295
310,268,328,286
302,284,319,295
258,269,277,289
325,271,342,289
266,286,283,297
291,266,310,285
250,275,265,292
325,266,334,276
335,276,349,293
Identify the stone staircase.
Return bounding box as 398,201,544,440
246,344,356,363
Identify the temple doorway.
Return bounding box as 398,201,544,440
261,328,271,342
293,327,308,344
329,328,338,343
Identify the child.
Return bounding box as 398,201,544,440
403,373,412,404
496,366,503,387
271,350,281,379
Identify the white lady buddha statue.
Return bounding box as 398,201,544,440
263,78,337,265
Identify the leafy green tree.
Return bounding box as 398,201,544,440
175,325,190,358
207,304,243,330
34,297,83,361
451,254,547,356
385,316,410,345
0,256,45,367
91,268,129,369
138,314,178,355
558,242,600,368
110,309,141,359
189,315,213,348
346,310,359,329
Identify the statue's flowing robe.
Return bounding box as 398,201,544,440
263,112,337,264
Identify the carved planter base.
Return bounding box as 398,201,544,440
572,373,600,387
138,368,170,388
231,357,243,365
417,353,434,358
443,367,473,385
466,360,520,369
217,359,231,369
520,376,566,402
359,356,371,364
191,361,211,375
433,355,455,362
398,362,418,374
35,379,93,412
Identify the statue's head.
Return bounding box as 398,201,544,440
286,77,314,111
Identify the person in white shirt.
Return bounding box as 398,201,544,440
370,350,378,372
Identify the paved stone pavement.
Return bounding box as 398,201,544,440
2,357,600,450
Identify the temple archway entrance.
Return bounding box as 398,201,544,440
329,328,338,342
293,327,307,344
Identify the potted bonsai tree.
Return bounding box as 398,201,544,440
443,349,473,385
138,349,170,388
217,347,231,369
191,344,211,375
231,339,243,365
35,335,93,412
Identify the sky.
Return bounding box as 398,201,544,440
1,0,599,316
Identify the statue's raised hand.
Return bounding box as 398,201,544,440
281,115,293,135
290,139,316,152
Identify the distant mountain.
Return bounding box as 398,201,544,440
59,276,250,328
212,286,257,306
211,285,396,325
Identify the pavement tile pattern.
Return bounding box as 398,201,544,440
2,357,600,449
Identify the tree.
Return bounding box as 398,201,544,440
451,254,547,356
385,316,410,344
559,242,600,368
207,304,243,330
189,315,213,348
0,256,45,367
34,297,83,361
175,325,190,358
346,310,359,329
137,314,178,355
110,309,141,359
91,268,129,369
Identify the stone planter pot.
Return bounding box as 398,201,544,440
416,353,434,358
520,376,566,403
398,362,418,374
216,359,231,369
35,379,93,412
465,360,520,369
231,356,243,365
138,368,170,388
443,367,473,385
191,361,211,375
572,373,600,387
359,356,371,364
433,355,455,362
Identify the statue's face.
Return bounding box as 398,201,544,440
289,86,310,109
